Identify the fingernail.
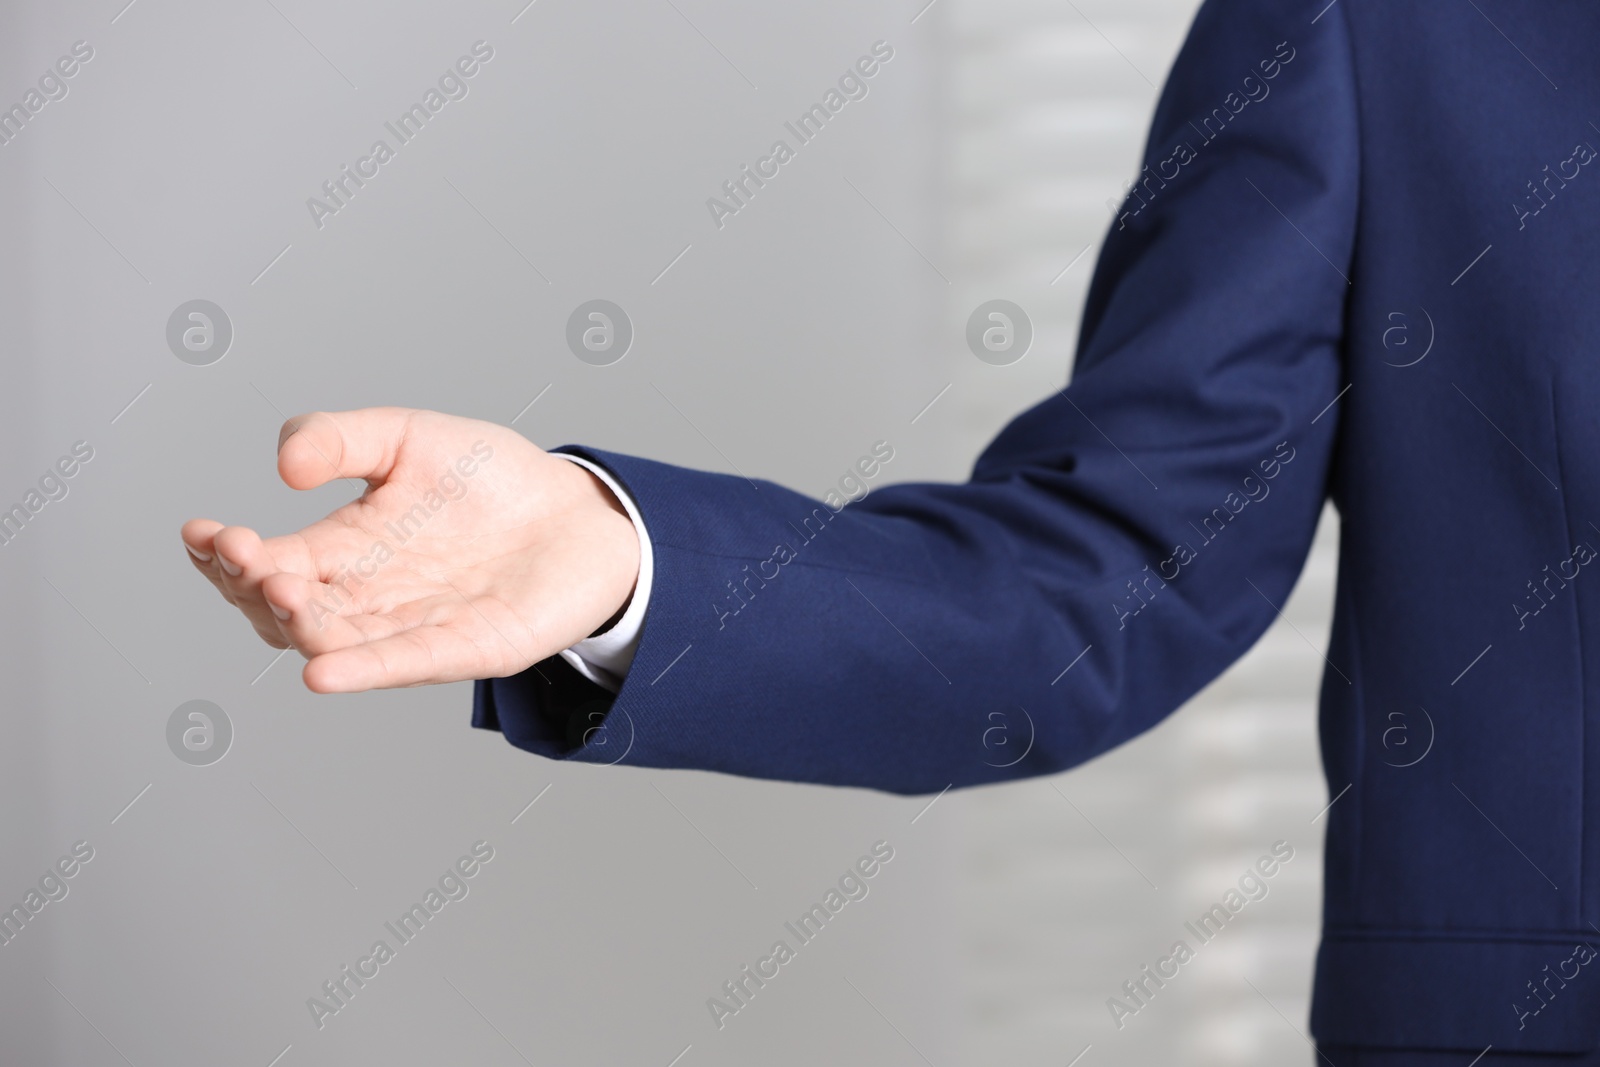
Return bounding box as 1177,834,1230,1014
218,555,242,576
185,545,212,563
278,416,307,452
269,602,291,621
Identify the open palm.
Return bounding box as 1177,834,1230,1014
181,408,638,692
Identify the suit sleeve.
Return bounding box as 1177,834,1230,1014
473,0,1358,794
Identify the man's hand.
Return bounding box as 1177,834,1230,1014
181,408,640,693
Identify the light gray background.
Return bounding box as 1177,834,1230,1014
0,0,1336,1063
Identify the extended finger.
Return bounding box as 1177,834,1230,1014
260,570,416,656
180,519,232,602
302,625,498,693
212,525,291,645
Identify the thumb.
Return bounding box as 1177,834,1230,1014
277,408,416,490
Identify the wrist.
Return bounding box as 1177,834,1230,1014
545,449,654,689
559,460,640,632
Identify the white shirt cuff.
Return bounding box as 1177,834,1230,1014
548,452,652,694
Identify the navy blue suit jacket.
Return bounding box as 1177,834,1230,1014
477,0,1600,1052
